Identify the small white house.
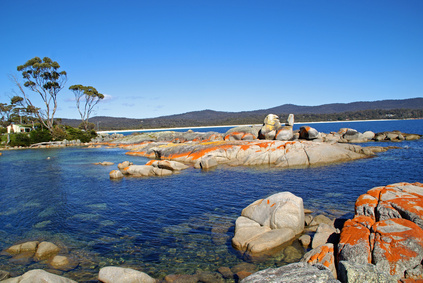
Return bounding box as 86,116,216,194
7,124,32,134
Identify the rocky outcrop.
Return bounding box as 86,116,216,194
232,192,304,255
297,182,423,283
126,139,376,170
338,182,423,279
320,128,422,143
109,160,190,179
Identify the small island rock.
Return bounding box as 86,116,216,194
34,241,60,261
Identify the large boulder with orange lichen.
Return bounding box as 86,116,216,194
355,182,423,227
338,182,423,279
299,126,320,140
338,216,374,264
232,192,304,255
372,218,423,277
275,126,293,141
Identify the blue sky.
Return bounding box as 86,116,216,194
1,1,422,119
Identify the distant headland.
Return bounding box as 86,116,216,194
60,97,423,131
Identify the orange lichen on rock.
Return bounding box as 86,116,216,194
365,186,385,199
338,216,373,264
308,244,333,263
186,144,234,160
372,218,423,276
302,243,336,278
339,182,423,279
355,195,377,207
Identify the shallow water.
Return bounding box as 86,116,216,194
0,120,422,281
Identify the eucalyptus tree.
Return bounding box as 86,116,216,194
11,96,25,124
0,103,13,125
69,84,104,131
13,56,67,134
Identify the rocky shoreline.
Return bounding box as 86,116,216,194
2,182,423,282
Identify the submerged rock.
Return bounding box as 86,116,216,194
98,266,156,283
34,241,60,261
5,241,39,255
93,161,114,166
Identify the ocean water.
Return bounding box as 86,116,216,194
0,119,422,281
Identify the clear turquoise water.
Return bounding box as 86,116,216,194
0,120,422,281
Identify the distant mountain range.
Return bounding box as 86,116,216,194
60,97,423,131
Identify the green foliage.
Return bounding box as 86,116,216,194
69,84,104,131
11,96,24,106
9,133,31,147
1,126,97,147
29,129,52,143
51,125,68,141
16,56,67,133
65,126,97,143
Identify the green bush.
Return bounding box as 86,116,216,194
29,129,52,143
51,126,68,141
66,127,97,143
9,133,31,147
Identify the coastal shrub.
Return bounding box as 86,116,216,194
9,133,31,147
66,126,97,143
29,129,52,144
51,125,68,141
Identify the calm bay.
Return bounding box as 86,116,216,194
0,119,422,281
